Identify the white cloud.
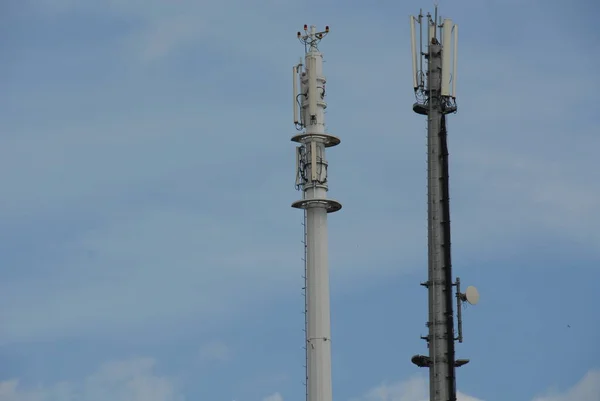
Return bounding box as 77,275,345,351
355,370,600,401
360,375,428,401
199,340,233,362
131,13,208,62
3,363,598,401
532,370,600,401
0,358,183,401
355,374,482,401
262,393,283,401
457,393,484,401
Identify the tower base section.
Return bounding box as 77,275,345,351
292,198,342,213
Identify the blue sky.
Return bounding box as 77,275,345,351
1,0,599,400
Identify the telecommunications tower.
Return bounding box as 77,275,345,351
409,8,480,401
292,25,340,401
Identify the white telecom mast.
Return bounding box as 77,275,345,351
292,24,341,401
409,8,479,401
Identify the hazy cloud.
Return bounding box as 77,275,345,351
351,375,482,401
1,359,597,401
531,370,600,401
199,340,233,363
351,370,600,401
0,358,183,401
262,393,284,401
354,370,600,401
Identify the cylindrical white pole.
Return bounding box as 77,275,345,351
291,26,341,401
306,205,332,401
305,43,332,401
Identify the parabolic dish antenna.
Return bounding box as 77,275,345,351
465,286,479,305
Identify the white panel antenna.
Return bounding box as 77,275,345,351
453,24,458,98
293,65,299,125
441,18,453,97
310,141,317,182
295,146,302,187
307,55,318,123
293,57,304,127
410,16,418,90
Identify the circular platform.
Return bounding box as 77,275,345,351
412,102,429,115
291,132,340,147
291,198,342,213
413,102,458,115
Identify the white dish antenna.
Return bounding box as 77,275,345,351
455,278,479,343
464,286,479,305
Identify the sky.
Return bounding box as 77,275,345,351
1,0,599,400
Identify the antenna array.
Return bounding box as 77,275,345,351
410,9,458,115
409,7,479,401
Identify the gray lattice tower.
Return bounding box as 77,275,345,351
409,8,479,401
